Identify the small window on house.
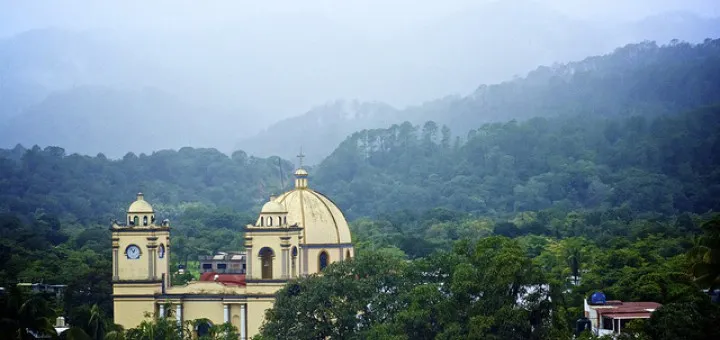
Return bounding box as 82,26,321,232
202,263,212,272
346,250,351,259
217,263,227,270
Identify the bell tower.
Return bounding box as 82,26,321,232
111,193,171,327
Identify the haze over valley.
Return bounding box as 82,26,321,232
3,1,720,339
1,0,719,161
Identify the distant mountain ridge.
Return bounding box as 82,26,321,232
239,37,720,162
1,6,719,159
238,100,399,164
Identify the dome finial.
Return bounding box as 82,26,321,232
296,147,305,169
137,192,144,201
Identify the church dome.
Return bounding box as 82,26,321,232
261,199,287,214
275,169,352,244
128,193,154,213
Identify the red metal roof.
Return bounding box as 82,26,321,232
199,272,246,286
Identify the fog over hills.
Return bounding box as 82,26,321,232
0,0,718,160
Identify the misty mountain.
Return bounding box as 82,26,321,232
1,3,719,159
238,100,400,164
239,37,720,162
0,86,244,158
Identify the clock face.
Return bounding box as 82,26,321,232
126,245,141,259
158,244,165,259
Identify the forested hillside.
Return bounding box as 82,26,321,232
315,105,720,219
1,38,720,340
240,38,720,161
0,146,293,223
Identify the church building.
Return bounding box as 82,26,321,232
111,167,354,339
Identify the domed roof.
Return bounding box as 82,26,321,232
275,172,352,244
261,199,287,214
294,168,308,177
128,193,154,213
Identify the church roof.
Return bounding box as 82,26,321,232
128,193,154,213
260,200,287,214
275,170,352,244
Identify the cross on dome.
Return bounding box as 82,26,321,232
296,147,305,168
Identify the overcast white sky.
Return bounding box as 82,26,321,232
1,0,718,38
0,0,718,122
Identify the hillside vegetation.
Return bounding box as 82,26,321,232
241,38,720,161
1,38,720,339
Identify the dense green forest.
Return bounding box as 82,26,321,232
1,38,720,339
316,105,720,219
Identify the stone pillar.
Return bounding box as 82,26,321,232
302,247,309,276
240,304,247,340
245,237,253,280
224,304,230,323
112,248,119,281
159,304,165,318
281,248,289,279
148,248,156,280
176,304,183,327
112,238,119,281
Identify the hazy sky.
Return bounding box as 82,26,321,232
1,0,718,38
1,0,718,121
0,0,718,157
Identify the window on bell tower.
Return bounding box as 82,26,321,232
259,247,274,279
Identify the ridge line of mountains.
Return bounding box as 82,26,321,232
0,6,719,161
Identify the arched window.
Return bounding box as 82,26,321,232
259,247,274,279
268,217,273,226
346,250,351,259
318,251,329,271
260,217,264,227
142,216,148,226
291,246,298,278
133,216,139,226
284,216,287,225
195,320,212,337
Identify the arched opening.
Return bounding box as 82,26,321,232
268,217,273,226
291,246,298,278
284,216,287,225
318,251,329,271
346,250,351,260
133,216,139,226
260,217,264,227
142,216,148,226
195,320,212,337
259,247,274,279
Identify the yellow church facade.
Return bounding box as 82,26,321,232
111,168,354,339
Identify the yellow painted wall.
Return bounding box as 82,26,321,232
246,298,275,336
182,300,225,325
306,247,353,274
113,299,155,328
246,229,300,280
